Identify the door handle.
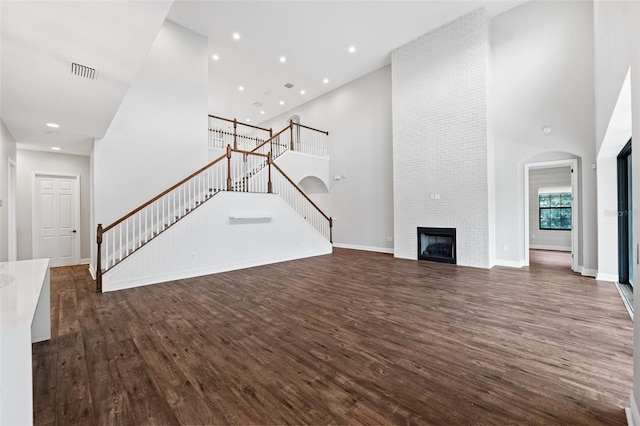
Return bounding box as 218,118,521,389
72,230,77,233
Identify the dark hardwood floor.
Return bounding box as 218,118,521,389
33,248,632,425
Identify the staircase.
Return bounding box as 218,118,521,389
96,117,331,292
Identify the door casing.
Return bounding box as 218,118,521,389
31,172,81,266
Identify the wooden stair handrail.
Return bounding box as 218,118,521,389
292,122,329,135
249,121,329,154
103,147,273,233
232,148,269,158
271,162,331,222
250,124,291,153
103,152,227,233
208,114,271,133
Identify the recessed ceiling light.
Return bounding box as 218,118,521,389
232,32,240,40
246,118,251,122
279,101,284,105
279,56,286,63
323,78,329,84
543,126,552,134
238,86,244,91
348,46,356,53
212,54,219,61
260,111,265,115
46,122,59,128
300,90,306,95
51,146,61,151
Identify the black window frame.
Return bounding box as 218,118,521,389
538,192,572,231
618,139,632,285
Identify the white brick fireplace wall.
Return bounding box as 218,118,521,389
391,8,494,268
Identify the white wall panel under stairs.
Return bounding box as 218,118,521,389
102,192,332,292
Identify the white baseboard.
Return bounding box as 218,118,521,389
530,244,571,252
628,393,639,426
88,263,96,280
80,258,91,265
493,259,524,268
333,243,394,255
596,273,618,282
574,265,597,277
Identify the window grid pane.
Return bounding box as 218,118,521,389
539,192,572,230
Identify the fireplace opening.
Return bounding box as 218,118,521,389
417,227,456,264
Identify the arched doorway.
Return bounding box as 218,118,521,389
524,158,579,272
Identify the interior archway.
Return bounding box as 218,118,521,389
299,176,329,194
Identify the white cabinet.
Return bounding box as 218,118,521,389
0,259,51,426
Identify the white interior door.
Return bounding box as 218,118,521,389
33,174,80,266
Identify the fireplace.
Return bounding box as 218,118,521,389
417,227,456,264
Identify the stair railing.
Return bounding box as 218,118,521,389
271,161,332,242
250,125,291,160
97,151,229,291
208,115,272,151
96,145,331,292
250,120,329,158
209,115,329,159
292,122,329,157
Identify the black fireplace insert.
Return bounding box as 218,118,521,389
417,227,456,264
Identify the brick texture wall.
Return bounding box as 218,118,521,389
391,9,492,268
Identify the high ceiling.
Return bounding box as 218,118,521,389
1,0,527,156
168,0,528,126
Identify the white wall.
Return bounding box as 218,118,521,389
15,150,91,261
102,192,332,291
392,9,493,268
258,66,394,253
594,1,639,154
528,167,572,251
491,1,596,272
0,120,17,262
591,0,640,420
269,152,329,193
94,20,208,227
596,154,619,281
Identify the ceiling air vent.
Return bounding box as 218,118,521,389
70,62,98,80
284,83,294,89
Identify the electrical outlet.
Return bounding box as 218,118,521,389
386,236,393,242
531,233,535,239
503,244,509,252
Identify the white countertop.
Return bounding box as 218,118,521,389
0,259,50,332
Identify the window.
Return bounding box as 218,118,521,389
539,193,572,230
